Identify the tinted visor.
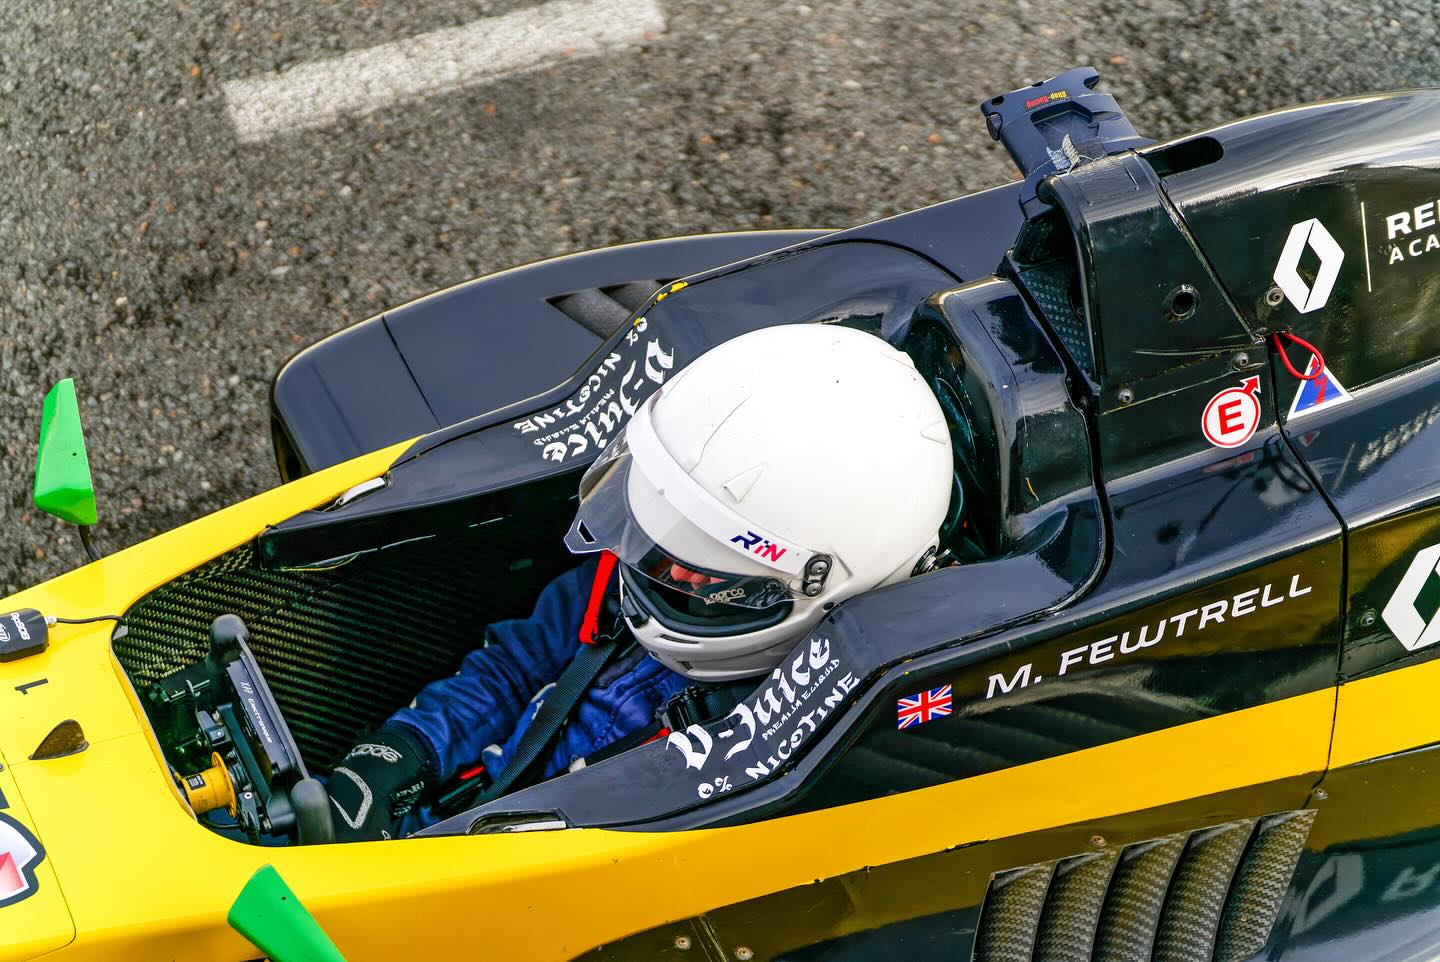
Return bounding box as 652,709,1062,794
621,564,793,635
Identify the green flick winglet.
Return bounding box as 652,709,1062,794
33,378,98,526
227,864,348,962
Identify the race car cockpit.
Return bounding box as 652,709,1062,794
111,69,1197,846
114,212,1101,845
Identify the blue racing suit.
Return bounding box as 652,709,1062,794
383,555,690,827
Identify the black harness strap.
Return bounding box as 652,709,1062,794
469,634,622,805
441,552,624,812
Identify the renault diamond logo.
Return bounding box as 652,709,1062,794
1273,218,1344,314
1382,543,1440,651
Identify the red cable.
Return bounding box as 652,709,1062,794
1271,331,1326,382
578,550,620,645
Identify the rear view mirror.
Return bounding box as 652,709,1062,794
34,378,98,528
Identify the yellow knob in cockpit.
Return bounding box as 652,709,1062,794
180,752,239,817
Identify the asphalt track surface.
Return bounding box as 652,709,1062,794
1,0,1437,594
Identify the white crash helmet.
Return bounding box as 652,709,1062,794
565,324,954,681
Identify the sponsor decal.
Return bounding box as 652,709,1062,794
695,775,732,800
730,530,787,564
701,587,747,606
237,682,275,748
348,742,403,764
1201,376,1262,449
512,315,674,464
897,685,952,729
1287,355,1352,420
1045,134,1082,173
1273,218,1344,314
1382,543,1440,651
667,636,860,787
0,813,44,908
1025,89,1069,110
1380,199,1440,266
985,574,1312,700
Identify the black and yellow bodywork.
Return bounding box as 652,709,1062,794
8,71,1440,960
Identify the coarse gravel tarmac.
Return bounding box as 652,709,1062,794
2,0,1439,594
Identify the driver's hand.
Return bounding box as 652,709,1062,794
327,728,432,841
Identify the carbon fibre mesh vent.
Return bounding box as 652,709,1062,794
1153,822,1253,962
973,811,1314,962
975,865,1054,962
1017,261,1094,380
1215,811,1317,962
548,279,670,337
1034,852,1118,961
114,515,574,769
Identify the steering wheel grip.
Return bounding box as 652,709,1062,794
292,777,336,844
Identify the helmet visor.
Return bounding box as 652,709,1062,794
567,442,793,610
565,404,832,610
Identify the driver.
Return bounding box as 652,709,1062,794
326,323,955,840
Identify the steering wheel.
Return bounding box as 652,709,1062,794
176,615,334,844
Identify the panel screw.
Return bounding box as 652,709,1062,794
674,935,692,951
1233,351,1251,370
1090,834,1106,848
1117,388,1135,406
1265,286,1285,307
1359,610,1377,628
1314,788,1329,801
735,949,755,961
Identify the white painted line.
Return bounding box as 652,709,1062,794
224,0,665,143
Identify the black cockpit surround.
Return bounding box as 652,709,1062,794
418,275,1104,835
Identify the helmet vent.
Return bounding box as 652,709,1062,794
722,466,765,503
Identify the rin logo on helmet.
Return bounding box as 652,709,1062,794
731,531,786,563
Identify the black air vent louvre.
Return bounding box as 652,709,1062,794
973,810,1315,962
548,279,671,337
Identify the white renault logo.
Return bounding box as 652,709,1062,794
1273,218,1344,314
1382,543,1440,651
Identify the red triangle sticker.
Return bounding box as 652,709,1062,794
0,850,22,897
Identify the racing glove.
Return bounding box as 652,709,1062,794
326,727,433,842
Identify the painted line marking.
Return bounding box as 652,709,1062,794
1361,200,1373,292
224,0,665,143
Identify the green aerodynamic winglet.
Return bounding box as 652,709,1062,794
33,378,98,527
227,865,348,962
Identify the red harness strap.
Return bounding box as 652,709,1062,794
579,550,620,645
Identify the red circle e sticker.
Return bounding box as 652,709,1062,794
1201,376,1262,448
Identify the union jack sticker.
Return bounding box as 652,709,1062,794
897,685,952,730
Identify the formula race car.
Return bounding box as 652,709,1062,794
8,67,1440,961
